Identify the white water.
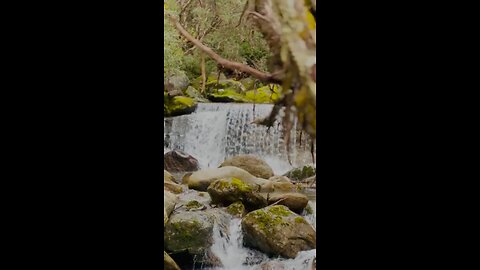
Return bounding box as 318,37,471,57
208,218,316,270
164,103,315,175
164,103,317,269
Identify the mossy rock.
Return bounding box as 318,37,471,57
164,96,198,117
207,177,267,211
267,192,309,213
283,165,316,182
241,205,316,258
184,86,209,102
226,201,246,217
164,211,215,255
244,85,281,104
206,89,250,103
184,166,267,192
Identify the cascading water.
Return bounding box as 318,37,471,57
164,103,315,174
164,103,317,269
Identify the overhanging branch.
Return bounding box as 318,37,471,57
166,14,282,84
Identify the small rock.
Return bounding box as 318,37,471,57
283,165,316,182
164,150,199,173
267,192,309,213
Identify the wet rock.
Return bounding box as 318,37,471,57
164,251,180,270
164,211,214,255
220,155,274,179
184,166,268,191
267,192,309,213
207,177,267,211
164,150,199,173
241,205,316,258
283,165,316,182
164,209,230,256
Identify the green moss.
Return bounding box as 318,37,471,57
207,89,250,103
244,85,281,104
164,96,197,116
294,216,307,224
185,200,203,210
267,205,292,217
247,206,292,236
226,201,245,217
231,177,253,192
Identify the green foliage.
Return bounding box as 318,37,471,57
163,0,184,79
164,0,271,81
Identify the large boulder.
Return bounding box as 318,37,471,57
164,251,180,270
283,165,316,182
207,177,267,211
183,166,268,191
164,209,230,256
164,150,199,173
220,155,274,179
241,205,316,258
267,192,309,213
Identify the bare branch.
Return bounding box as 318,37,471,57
166,14,282,84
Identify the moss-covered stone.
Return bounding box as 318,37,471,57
241,205,316,258
207,177,267,211
164,211,214,255
207,89,250,103
226,201,246,217
164,95,198,117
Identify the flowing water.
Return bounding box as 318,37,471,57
164,103,317,269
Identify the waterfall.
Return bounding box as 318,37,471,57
164,103,317,270
164,103,315,175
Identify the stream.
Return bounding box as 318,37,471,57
164,103,317,269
